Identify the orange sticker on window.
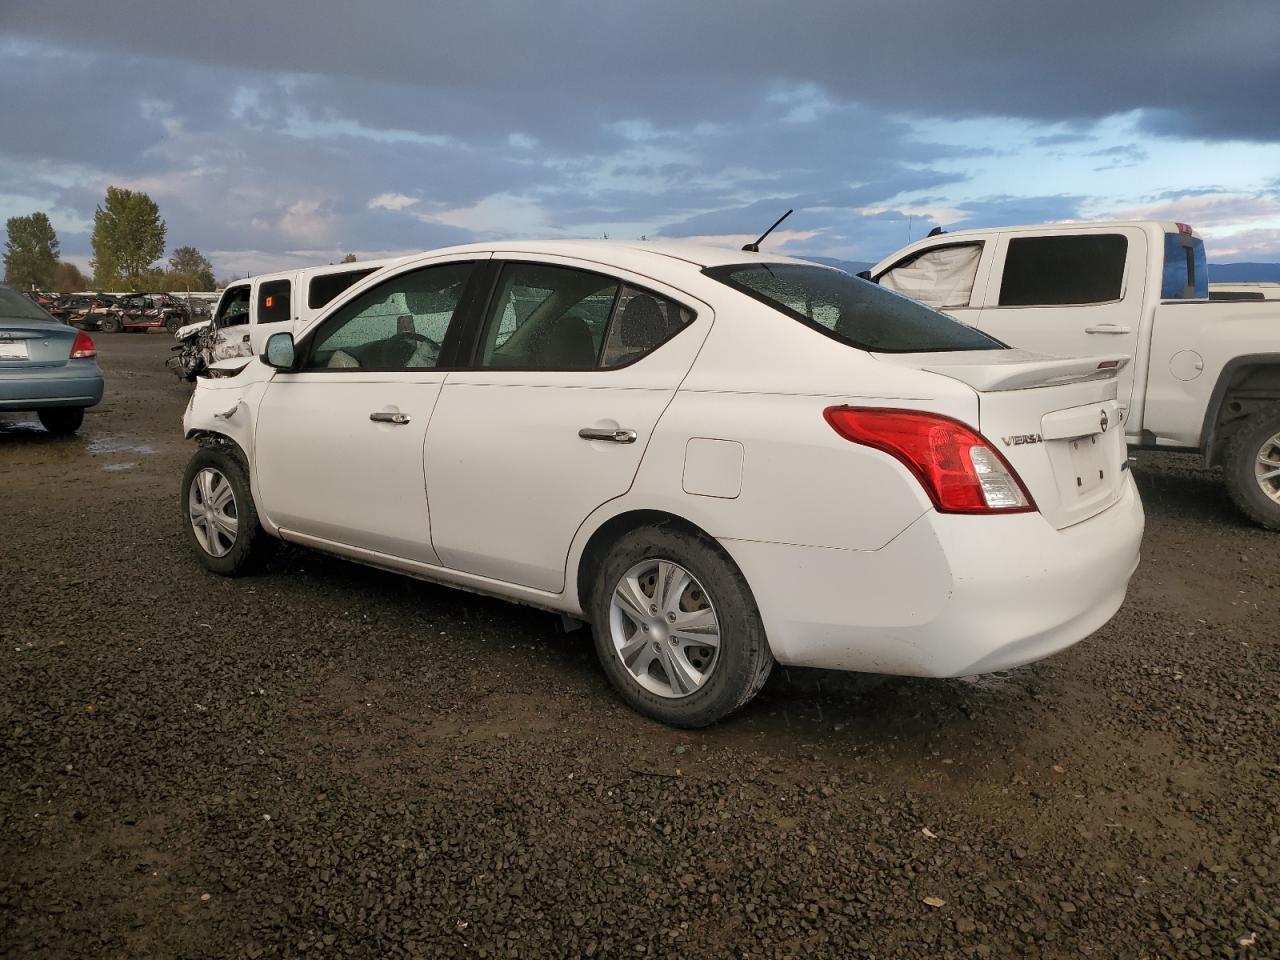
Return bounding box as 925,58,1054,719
264,295,274,308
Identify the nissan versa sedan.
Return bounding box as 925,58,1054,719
179,241,1144,727
0,284,103,434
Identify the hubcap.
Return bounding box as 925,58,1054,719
188,467,239,557
608,560,720,699
1256,431,1280,504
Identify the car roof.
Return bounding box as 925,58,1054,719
901,219,1195,242
391,239,822,272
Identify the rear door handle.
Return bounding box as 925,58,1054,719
370,411,411,425
578,427,637,443
1084,324,1132,335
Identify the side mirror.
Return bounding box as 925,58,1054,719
263,332,297,370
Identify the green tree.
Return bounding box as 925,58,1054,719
167,245,216,290
4,212,60,289
91,186,166,290
340,253,358,263
52,261,88,293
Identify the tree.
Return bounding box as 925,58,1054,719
168,245,216,290
4,212,60,289
340,253,358,263
91,186,166,290
52,261,88,292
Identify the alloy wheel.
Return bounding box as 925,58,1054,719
608,559,721,699
1256,430,1280,504
188,467,239,557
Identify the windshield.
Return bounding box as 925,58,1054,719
705,262,1003,353
0,286,59,323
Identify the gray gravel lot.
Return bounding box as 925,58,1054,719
1,334,1276,959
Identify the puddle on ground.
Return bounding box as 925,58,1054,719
102,462,139,472
87,435,159,456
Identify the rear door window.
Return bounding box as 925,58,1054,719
997,234,1128,306
257,279,292,325
705,262,1002,353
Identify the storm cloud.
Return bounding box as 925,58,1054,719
2,0,1278,275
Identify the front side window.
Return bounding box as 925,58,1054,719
998,234,1128,306
877,243,983,309
706,263,1002,353
306,261,475,370
214,286,251,328
257,279,292,325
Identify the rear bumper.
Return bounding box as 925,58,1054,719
0,362,104,410
721,474,1145,677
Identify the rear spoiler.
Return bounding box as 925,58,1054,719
914,353,1130,392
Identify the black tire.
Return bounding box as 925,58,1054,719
1222,403,1280,530
37,407,84,435
165,315,182,336
180,445,277,575
98,315,122,334
589,525,773,727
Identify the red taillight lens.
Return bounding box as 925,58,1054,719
823,406,1036,514
69,331,96,359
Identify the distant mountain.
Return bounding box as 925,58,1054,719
1208,263,1280,282
797,256,876,275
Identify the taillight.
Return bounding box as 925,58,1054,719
823,406,1035,514
69,331,96,359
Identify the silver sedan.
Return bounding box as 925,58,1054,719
0,284,104,434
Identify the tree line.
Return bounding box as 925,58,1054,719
3,186,216,293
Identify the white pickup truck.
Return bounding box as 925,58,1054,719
867,220,1280,528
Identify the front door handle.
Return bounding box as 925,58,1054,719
370,411,411,425
578,427,637,443
1084,324,1132,335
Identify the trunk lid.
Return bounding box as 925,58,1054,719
0,322,75,369
874,349,1130,529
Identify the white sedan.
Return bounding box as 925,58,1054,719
180,240,1144,726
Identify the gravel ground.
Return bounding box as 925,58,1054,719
1,334,1276,959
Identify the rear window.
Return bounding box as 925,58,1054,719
1162,233,1209,299
705,263,1002,354
0,286,58,322
998,234,1128,306
308,267,378,310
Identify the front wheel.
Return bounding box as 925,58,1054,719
37,407,84,435
180,446,276,575
1223,404,1280,530
590,525,773,727
98,315,122,334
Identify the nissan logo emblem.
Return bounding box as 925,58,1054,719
1099,410,1110,433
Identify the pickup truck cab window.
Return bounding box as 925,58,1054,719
997,234,1128,306
256,279,292,326
878,242,984,310
307,266,379,310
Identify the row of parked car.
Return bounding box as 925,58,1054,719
24,290,200,335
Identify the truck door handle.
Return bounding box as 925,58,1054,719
578,427,637,443
370,411,411,425
1085,324,1132,335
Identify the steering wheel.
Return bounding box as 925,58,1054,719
392,330,440,350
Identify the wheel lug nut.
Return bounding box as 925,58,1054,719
649,604,658,614
666,612,676,622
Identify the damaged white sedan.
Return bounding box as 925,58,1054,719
180,240,1144,727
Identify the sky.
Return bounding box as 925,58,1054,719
2,0,1279,281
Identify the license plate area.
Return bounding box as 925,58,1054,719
1068,434,1108,497
0,339,30,360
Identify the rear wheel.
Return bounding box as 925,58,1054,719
37,407,84,435
165,315,182,336
590,525,773,727
98,315,122,334
1223,403,1280,530
180,446,276,575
